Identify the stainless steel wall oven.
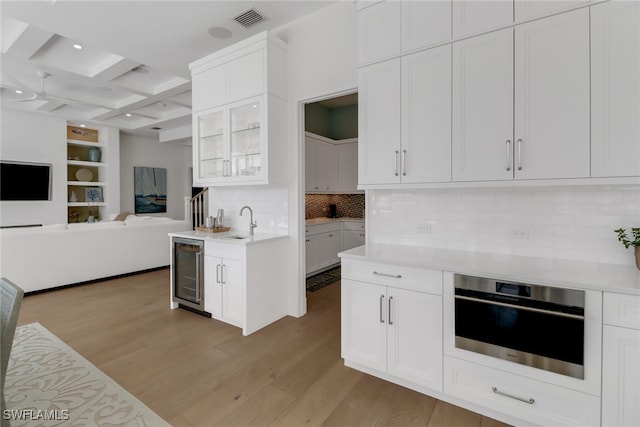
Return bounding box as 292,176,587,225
172,237,208,316
454,274,585,379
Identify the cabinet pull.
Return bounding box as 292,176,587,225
305,239,310,243
394,150,400,176
491,387,535,404
388,296,393,325
505,139,512,171
329,234,333,237
216,264,221,284
401,149,407,176
379,295,385,323
373,271,401,279
221,264,226,284
517,139,523,171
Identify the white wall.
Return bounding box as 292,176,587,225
368,186,640,266
119,134,192,220
0,109,68,226
275,1,358,316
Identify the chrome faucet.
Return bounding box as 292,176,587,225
240,206,257,236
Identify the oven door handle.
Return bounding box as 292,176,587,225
454,295,584,320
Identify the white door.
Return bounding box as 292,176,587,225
227,49,264,104
305,233,323,275
337,142,359,192
305,138,318,191
341,279,387,372
402,44,452,183
452,0,513,39
358,1,401,65
452,28,514,182
324,230,342,267
192,65,226,112
195,107,227,184
514,8,590,179
591,1,640,177
204,255,220,316
359,59,401,185
315,140,338,192
220,257,244,326
342,230,366,251
602,325,640,427
401,1,451,52
387,288,443,391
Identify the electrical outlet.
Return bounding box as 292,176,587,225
510,229,529,240
417,223,432,233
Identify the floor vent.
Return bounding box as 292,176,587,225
233,8,266,29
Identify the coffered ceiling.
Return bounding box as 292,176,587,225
0,1,335,142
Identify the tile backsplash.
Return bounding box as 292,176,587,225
305,193,365,219
208,186,288,232
367,185,640,266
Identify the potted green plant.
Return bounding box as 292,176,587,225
614,227,640,269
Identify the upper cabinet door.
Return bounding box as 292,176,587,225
358,59,401,185
401,1,451,52
515,0,588,22
591,1,640,178
453,0,514,39
358,1,401,65
402,44,452,183
192,66,226,112
514,8,590,179
452,28,514,182
227,49,265,104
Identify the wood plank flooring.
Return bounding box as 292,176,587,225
15,269,510,427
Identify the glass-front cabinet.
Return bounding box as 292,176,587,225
195,96,265,185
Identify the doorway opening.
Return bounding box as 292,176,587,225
300,91,363,298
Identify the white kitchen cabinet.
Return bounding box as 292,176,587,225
452,0,513,39
357,0,451,66
342,222,366,251
202,238,288,336
452,9,589,182
602,292,640,427
515,0,588,23
305,134,338,193
305,222,342,276
360,44,451,186
401,44,451,183
358,59,401,185
190,31,287,187
205,253,244,327
341,260,443,391
337,142,359,193
591,1,640,178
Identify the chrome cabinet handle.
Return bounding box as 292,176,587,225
492,387,535,404
305,239,310,243
517,138,523,171
506,139,512,171
216,263,221,284
379,295,385,323
388,296,393,325
373,271,402,279
455,295,584,320
401,149,407,176
394,150,400,176
221,264,226,284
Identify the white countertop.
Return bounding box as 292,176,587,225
169,230,287,246
340,243,640,295
305,217,364,225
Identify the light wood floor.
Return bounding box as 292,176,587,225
16,269,510,427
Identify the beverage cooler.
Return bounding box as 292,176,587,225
171,237,208,316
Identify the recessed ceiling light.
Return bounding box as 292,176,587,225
125,113,132,117
208,26,232,39
15,90,22,94
73,44,83,50
80,124,86,128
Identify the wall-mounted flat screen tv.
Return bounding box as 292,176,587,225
0,161,52,201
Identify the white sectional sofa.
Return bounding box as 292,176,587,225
0,215,191,293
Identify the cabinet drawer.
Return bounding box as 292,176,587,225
342,259,442,295
305,222,341,236
444,356,600,427
343,221,365,231
604,292,640,330
204,241,244,259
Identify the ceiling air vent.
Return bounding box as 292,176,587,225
233,8,266,29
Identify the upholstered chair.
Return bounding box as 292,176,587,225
1,278,24,427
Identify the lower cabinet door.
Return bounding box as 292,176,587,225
220,257,244,327
341,279,387,372
602,325,640,427
387,288,442,391
204,255,221,316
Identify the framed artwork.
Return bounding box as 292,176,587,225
134,166,167,214
84,187,103,203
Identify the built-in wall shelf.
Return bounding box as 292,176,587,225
67,181,107,187
68,202,107,208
